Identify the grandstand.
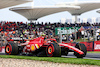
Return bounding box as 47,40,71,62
0,21,100,43
0,0,100,43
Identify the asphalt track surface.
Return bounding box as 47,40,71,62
0,52,100,60
62,52,100,60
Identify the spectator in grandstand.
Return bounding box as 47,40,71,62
72,33,75,40
77,30,82,39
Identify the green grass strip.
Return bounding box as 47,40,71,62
0,55,100,66
88,51,100,53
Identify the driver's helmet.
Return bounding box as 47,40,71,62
28,36,32,40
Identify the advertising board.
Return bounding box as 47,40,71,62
80,42,94,51
94,41,100,51
55,27,80,35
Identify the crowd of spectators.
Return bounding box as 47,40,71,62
0,21,100,42
0,21,100,31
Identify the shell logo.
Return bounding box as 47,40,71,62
35,44,40,49
31,45,35,51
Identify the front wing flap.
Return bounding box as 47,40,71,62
59,43,84,55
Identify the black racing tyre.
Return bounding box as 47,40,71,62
74,43,87,58
46,43,61,57
5,41,18,55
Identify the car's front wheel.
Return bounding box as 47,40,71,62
74,43,87,58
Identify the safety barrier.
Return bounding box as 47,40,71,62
1,41,100,53
0,46,5,53
80,42,94,51
94,41,100,51
80,41,100,51
63,41,100,51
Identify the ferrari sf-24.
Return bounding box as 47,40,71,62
5,36,87,58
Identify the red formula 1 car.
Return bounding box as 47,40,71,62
5,36,87,58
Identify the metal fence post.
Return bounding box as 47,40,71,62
58,29,62,43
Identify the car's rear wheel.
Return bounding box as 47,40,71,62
46,43,61,57
74,43,87,58
5,41,18,55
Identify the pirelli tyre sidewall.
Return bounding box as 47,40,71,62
5,41,18,55
74,43,87,58
46,43,61,57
